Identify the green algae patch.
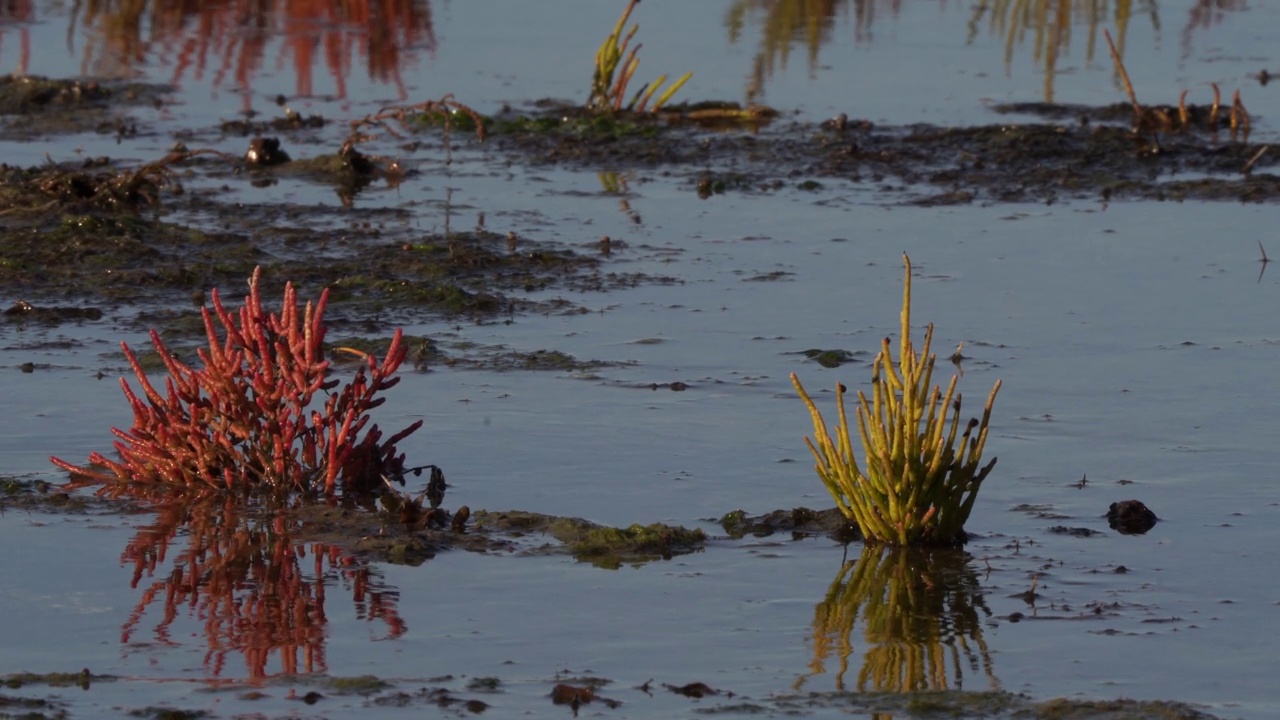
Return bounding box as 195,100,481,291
478,348,612,372
493,110,661,140
553,519,706,568
801,348,857,368
324,675,391,695
470,510,705,568
414,108,487,134
0,76,162,116
413,100,775,142
0,76,169,138
0,477,97,513
1,670,112,690
471,509,552,533
720,506,856,541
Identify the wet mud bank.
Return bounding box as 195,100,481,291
0,673,1230,720
0,77,1259,720
2,79,1277,346
479,100,1279,206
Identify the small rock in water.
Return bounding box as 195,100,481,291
1106,499,1158,535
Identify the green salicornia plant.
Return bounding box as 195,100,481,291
589,0,692,113
790,255,1001,545
51,267,422,499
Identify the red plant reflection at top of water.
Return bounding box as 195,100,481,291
64,0,435,106
0,0,33,75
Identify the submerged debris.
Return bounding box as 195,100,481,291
1106,499,1158,535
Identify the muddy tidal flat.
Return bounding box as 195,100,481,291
3,2,1280,719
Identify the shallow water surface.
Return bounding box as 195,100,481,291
2,1,1280,719
7,199,1280,717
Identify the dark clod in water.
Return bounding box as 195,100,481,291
451,505,470,533
665,682,720,698
1107,499,1158,535
425,465,448,508
244,136,290,166
551,684,593,716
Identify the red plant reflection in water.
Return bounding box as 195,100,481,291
0,0,33,75
70,0,435,106
121,494,405,679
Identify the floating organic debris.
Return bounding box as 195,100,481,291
551,683,594,715
1107,499,1158,535
665,682,722,698
1048,526,1104,537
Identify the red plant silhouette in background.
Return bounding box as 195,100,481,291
51,266,422,498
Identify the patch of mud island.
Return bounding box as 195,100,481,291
0,670,1233,719
2,76,1276,338
0,77,1176,562
0,75,1233,720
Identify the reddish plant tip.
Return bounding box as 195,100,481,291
50,266,423,498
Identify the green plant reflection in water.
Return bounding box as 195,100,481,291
724,0,844,103
724,0,1253,105
968,0,1159,103
121,495,405,678
725,0,1156,104
797,545,997,692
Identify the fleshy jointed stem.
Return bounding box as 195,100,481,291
791,254,1001,545
51,267,422,498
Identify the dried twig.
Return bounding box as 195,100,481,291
1103,30,1142,120
1243,145,1269,175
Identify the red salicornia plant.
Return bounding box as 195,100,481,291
51,267,422,498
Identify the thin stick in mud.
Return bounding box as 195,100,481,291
1103,29,1142,120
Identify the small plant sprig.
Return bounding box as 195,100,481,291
51,267,423,498
589,0,692,114
790,254,1001,546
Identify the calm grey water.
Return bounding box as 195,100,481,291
2,1,1279,718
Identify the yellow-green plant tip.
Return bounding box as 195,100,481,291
654,71,692,111
610,0,633,45
635,73,667,111
899,253,912,358
587,1,688,114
